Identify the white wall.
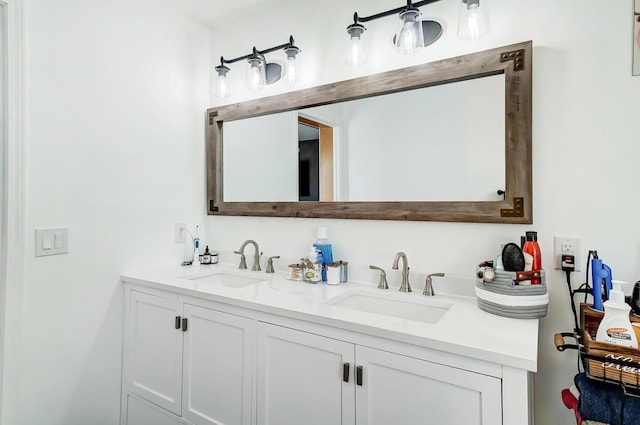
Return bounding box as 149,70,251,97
207,0,640,423
2,0,209,423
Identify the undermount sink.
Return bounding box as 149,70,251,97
189,272,265,288
324,289,452,324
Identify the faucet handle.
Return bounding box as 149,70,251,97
423,273,446,296
266,256,280,273
234,250,247,270
369,265,389,290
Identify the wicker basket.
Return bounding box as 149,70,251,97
475,269,548,319
580,303,640,389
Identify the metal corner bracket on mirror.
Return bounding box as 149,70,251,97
206,41,533,224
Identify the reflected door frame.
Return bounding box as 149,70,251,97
298,116,334,202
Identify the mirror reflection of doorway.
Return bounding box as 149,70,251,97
298,116,334,202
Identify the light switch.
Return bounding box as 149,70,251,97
35,227,69,257
42,233,53,250
54,231,64,249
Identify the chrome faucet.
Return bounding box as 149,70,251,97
234,240,262,271
392,252,411,292
423,273,445,296
266,256,280,273
369,265,389,289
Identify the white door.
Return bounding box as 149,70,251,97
182,303,254,425
355,346,502,425
257,323,355,425
124,289,183,415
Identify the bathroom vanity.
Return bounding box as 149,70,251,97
120,264,538,425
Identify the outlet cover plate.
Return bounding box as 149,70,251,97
554,235,582,271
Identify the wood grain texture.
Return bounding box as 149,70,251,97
206,41,533,223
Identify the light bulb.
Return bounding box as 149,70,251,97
394,9,424,55
215,74,230,98
245,57,266,91
347,36,368,66
285,58,298,83
213,64,231,99
248,66,262,91
399,22,418,54
346,23,367,66
458,0,490,41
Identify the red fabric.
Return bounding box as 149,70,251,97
562,388,582,425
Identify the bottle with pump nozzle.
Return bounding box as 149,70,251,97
596,280,638,348
313,227,333,282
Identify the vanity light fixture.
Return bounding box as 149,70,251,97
346,0,490,65
214,35,302,98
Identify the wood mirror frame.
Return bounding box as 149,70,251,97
206,40,532,223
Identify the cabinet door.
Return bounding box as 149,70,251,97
257,323,355,425
125,394,185,425
124,290,183,415
355,346,502,425
182,303,254,425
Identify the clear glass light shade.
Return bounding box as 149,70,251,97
457,0,491,41
283,47,302,84
215,73,231,98
284,56,302,83
394,9,424,55
346,35,368,66
245,58,266,91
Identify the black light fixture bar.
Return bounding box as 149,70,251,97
352,0,442,24
218,36,298,66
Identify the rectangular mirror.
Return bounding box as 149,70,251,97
207,41,532,223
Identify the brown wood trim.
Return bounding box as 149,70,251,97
206,41,533,223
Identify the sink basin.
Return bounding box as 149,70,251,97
325,290,451,324
189,272,265,288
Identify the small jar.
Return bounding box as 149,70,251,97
287,264,304,281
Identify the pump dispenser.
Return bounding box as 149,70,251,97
596,280,638,348
313,227,333,282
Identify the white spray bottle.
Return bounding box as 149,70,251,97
596,280,638,348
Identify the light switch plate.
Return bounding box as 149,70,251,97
35,227,69,257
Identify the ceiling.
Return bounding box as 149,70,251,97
178,0,285,25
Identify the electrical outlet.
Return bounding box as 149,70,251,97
554,236,582,271
174,222,187,243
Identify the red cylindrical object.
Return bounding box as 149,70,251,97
522,231,542,284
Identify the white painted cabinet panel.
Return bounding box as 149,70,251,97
125,395,184,425
256,322,356,425
182,303,254,425
125,290,183,415
355,346,502,425
122,287,254,425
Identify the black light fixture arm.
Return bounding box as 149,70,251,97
219,36,298,66
352,0,442,23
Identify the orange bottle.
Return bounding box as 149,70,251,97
522,231,541,284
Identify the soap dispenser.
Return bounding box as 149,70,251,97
596,280,638,348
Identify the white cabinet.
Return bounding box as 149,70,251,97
122,287,254,425
124,290,183,415
256,323,355,425
122,283,529,425
355,346,502,425
256,323,502,425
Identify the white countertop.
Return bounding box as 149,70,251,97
121,263,539,372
